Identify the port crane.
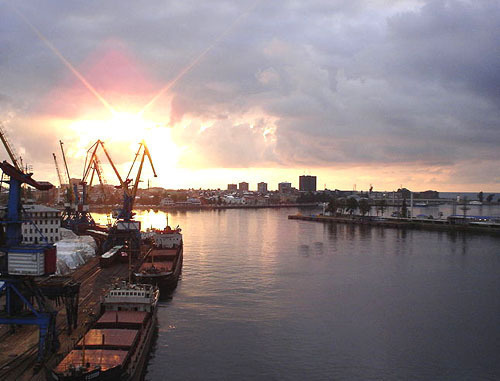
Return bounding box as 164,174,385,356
82,139,157,255
0,125,80,365
82,140,110,205
52,151,74,226
55,140,96,233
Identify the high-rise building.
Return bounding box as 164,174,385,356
257,182,268,193
299,175,317,192
227,184,237,191
278,182,292,193
239,182,249,191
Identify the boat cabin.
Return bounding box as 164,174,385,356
102,283,158,313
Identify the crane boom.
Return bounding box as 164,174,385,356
143,142,157,177
92,155,106,188
52,153,64,187
93,155,109,200
129,140,157,211
82,140,100,183
59,140,73,201
0,121,22,172
80,139,157,221
98,140,128,192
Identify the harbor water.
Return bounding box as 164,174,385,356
96,207,500,380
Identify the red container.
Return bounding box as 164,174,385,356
44,246,57,274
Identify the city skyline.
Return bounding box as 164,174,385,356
1,1,499,192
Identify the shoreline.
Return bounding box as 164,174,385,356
87,203,320,212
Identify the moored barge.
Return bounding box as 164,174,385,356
134,226,183,292
49,282,159,381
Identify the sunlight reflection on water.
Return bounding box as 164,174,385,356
95,207,499,380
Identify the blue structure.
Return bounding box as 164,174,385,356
0,160,59,364
0,278,58,359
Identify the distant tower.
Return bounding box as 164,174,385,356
257,182,268,193
278,182,292,193
299,175,317,192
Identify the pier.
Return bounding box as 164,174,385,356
288,214,500,236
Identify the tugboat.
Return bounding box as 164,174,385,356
49,282,159,380
133,225,183,292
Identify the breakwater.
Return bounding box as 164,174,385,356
288,214,500,236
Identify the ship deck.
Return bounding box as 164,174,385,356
76,328,139,349
53,349,128,373
137,248,179,273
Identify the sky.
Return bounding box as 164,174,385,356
0,0,499,192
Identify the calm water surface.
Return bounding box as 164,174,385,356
99,208,500,380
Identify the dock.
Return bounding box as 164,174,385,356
288,214,500,236
0,258,130,380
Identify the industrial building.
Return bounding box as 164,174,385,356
299,175,317,192
21,204,61,244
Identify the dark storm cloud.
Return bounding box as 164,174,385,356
1,0,499,186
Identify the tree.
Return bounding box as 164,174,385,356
478,191,484,202
359,199,371,216
346,197,359,216
337,198,347,215
326,197,339,215
171,192,187,202
486,193,495,203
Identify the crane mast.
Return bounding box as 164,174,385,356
58,140,95,232
59,140,74,202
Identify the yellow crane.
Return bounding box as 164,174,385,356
83,139,157,221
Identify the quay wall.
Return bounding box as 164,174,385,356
288,214,500,236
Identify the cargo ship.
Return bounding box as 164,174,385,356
133,225,183,292
49,282,159,381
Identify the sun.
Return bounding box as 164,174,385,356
65,111,182,184
108,112,155,141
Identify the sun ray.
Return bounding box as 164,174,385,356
138,0,261,117
10,5,116,115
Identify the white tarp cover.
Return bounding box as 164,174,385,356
55,229,97,274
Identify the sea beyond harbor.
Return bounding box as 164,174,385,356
94,207,500,380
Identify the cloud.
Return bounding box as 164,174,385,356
0,0,499,189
